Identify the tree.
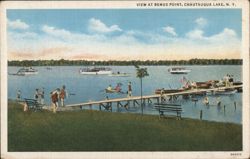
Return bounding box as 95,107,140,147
135,65,149,115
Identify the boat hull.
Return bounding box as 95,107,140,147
169,70,191,74
18,72,38,75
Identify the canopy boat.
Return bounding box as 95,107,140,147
168,67,191,74
12,67,38,76
79,67,112,75
108,72,130,77
195,82,212,89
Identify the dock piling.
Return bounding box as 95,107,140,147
200,110,203,120
224,105,226,114
234,101,236,111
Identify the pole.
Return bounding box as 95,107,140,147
234,101,236,111
141,78,143,115
200,110,203,120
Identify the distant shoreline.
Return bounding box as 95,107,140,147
8,58,242,66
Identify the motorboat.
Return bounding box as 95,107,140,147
79,67,112,75
12,67,38,76
108,72,130,77
168,67,191,74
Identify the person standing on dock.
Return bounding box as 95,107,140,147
160,88,165,103
59,85,67,107
127,82,132,97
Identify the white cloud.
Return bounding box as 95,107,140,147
186,28,238,43
186,29,204,39
42,25,72,39
8,19,29,30
209,28,237,41
195,17,207,28
8,22,241,60
88,18,122,33
162,26,177,36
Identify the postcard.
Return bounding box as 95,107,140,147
1,1,249,159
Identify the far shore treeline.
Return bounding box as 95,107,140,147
8,58,242,66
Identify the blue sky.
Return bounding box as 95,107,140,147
7,9,242,60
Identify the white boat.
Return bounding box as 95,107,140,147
214,89,237,95
168,67,191,74
79,67,112,75
14,67,38,76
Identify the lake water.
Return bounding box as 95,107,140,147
8,65,242,124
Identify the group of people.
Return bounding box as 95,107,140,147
17,88,45,104
203,96,221,106
34,88,45,104
106,81,132,97
17,85,67,113
50,85,68,113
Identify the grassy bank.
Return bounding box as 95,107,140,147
8,100,242,151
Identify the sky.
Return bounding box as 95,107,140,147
7,9,242,61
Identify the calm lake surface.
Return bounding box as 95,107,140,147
8,65,242,124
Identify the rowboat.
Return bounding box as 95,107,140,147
105,89,124,94
108,72,130,77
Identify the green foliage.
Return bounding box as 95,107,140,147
8,101,242,151
135,65,149,78
8,59,243,66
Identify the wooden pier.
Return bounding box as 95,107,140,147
65,85,242,112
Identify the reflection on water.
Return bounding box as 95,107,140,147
8,65,242,124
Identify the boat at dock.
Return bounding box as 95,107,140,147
215,89,237,95
79,67,112,75
10,67,38,76
168,67,191,74
207,88,237,95
155,89,183,94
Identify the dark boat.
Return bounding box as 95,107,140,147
195,82,212,89
233,81,243,92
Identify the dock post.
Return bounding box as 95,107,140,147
224,105,226,114
117,102,119,112
99,104,101,111
89,104,92,110
200,110,203,120
234,102,236,111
